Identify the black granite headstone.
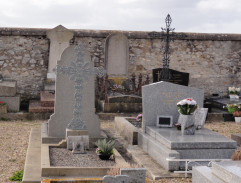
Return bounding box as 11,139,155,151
152,68,189,86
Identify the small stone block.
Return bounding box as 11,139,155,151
0,81,16,97
66,129,89,137
72,141,85,154
103,175,129,183
67,135,89,150
121,168,146,183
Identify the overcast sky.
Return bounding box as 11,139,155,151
0,0,241,34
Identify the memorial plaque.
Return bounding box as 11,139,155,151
152,68,189,86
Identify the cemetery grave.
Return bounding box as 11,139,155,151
1,15,239,183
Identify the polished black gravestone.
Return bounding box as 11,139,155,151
153,68,189,86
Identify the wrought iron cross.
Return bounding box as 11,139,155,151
56,44,106,130
149,14,186,81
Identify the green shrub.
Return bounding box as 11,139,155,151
9,170,23,181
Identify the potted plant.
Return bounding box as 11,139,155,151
0,101,7,114
177,98,197,135
95,139,115,160
225,104,241,122
228,87,240,101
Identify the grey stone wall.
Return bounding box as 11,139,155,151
0,27,240,104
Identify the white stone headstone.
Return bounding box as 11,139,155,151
142,81,204,131
47,25,74,80
48,44,103,138
105,33,129,77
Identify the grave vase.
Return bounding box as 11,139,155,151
179,114,195,135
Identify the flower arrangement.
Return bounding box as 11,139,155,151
136,113,142,122
177,98,197,115
0,101,6,106
229,87,240,95
225,104,241,114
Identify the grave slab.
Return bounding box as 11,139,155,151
146,126,237,149
142,81,204,131
0,81,16,96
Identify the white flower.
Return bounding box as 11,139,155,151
177,98,197,106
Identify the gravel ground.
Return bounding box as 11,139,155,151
0,119,240,183
50,147,115,167
0,120,42,183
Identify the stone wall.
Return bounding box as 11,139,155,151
0,28,241,105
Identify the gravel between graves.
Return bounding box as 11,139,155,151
0,119,240,183
50,147,115,167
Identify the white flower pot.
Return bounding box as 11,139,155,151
229,95,238,102
178,114,195,135
235,117,241,123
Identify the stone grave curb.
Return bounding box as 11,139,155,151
41,144,129,177
114,116,141,145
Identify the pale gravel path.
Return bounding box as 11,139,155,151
0,120,42,183
0,119,240,183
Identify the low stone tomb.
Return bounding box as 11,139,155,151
138,126,237,171
192,160,241,183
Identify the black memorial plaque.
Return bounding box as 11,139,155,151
152,68,189,86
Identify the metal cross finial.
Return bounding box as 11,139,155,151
149,14,186,82
56,44,106,130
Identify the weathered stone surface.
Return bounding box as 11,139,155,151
67,135,89,150
47,44,100,138
146,126,237,149
105,33,129,77
47,25,73,80
212,161,241,183
142,81,204,131
0,28,240,102
103,175,129,183
0,96,20,112
120,168,146,183
195,108,208,129
0,81,16,96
